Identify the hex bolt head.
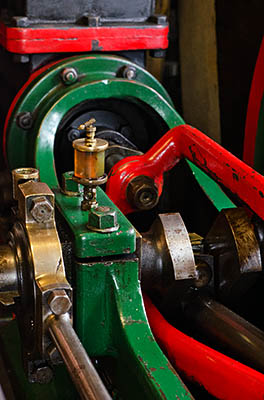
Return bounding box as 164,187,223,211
32,366,53,384
127,175,159,210
48,290,72,316
61,67,78,85
30,196,53,223
16,112,33,130
88,206,119,232
122,66,137,80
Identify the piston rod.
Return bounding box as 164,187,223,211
47,314,111,400
183,294,264,372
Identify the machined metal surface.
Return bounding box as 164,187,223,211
183,294,264,373
15,179,71,356
12,167,39,201
141,213,196,291
47,314,111,400
159,213,196,280
0,244,18,306
205,207,262,301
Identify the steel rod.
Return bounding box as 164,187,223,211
144,294,264,400
183,294,264,372
47,314,111,400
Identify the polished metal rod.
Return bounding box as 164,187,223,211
183,294,264,372
47,314,111,400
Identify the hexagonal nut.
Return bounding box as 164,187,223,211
48,290,72,316
31,196,53,223
88,206,117,230
61,172,81,196
32,366,53,384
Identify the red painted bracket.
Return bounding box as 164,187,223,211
106,124,264,219
0,21,168,54
144,294,264,400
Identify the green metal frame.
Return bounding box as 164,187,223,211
55,186,192,399
5,53,233,211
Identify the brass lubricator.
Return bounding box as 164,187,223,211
72,118,119,232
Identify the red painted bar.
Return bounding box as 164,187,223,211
0,22,168,54
144,294,264,400
107,124,264,219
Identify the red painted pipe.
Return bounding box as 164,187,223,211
106,124,264,218
143,294,264,400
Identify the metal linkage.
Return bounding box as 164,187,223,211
144,294,264,400
106,124,264,219
47,314,111,400
183,294,264,373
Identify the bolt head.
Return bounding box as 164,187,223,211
88,206,118,230
31,196,53,223
16,112,33,130
62,172,81,196
61,67,78,85
127,175,159,210
33,366,53,384
122,66,137,80
48,290,72,316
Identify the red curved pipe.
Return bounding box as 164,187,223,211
106,124,264,219
143,295,264,400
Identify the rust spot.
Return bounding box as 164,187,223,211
137,355,161,388
91,39,103,51
159,389,167,399
124,316,146,325
167,361,178,376
160,366,165,370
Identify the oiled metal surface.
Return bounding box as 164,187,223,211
159,213,196,280
183,294,264,372
48,314,111,400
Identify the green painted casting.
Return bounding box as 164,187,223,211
5,53,174,178
75,258,192,400
55,187,136,258
5,53,234,212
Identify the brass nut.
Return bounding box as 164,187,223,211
48,290,72,316
31,196,53,223
88,206,118,231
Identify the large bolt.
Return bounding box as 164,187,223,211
16,112,33,130
122,66,137,80
88,206,119,233
32,366,53,384
61,67,78,85
30,196,53,223
48,290,72,316
127,175,159,210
